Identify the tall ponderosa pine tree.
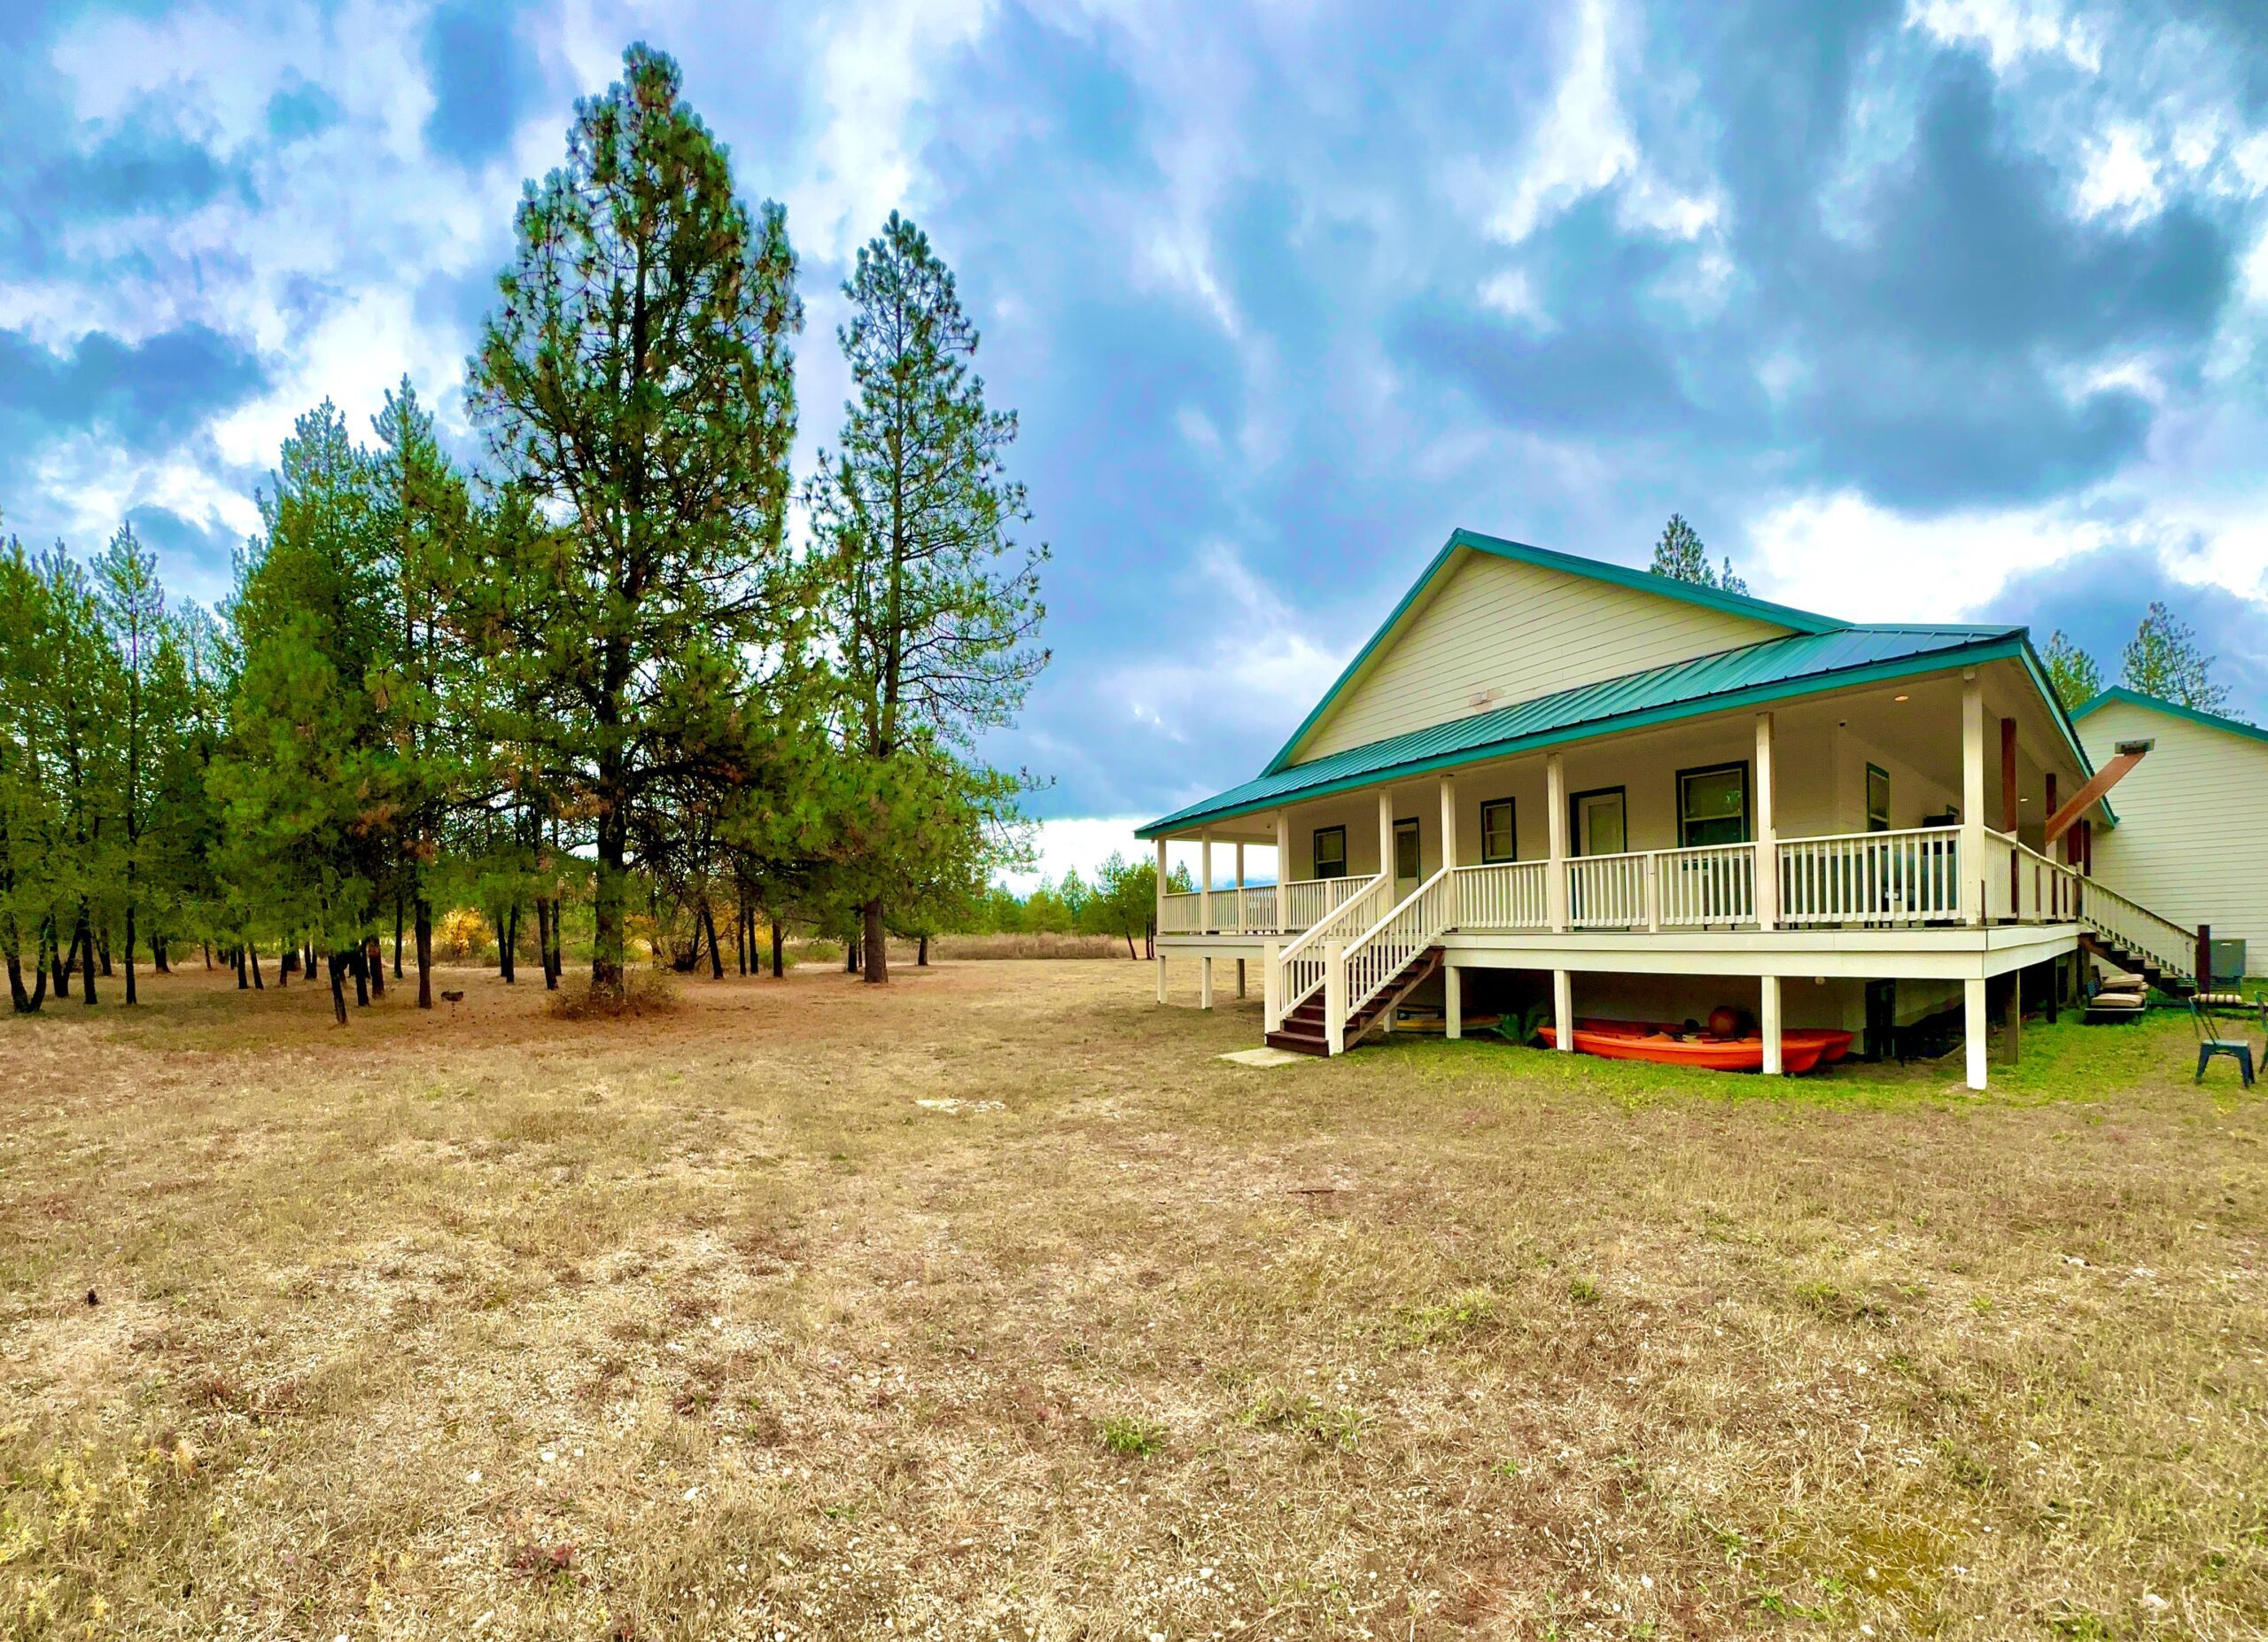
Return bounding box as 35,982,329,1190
1649,513,1749,596
0,530,63,1011
807,212,1047,984
94,522,164,1004
2122,602,2230,714
467,43,804,1000
2041,629,2103,713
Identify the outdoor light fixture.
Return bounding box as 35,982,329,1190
1892,693,1909,702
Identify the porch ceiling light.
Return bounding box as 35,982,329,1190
1892,693,1909,702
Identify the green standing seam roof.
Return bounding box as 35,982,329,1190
1262,526,1850,776
1138,622,2094,839
2071,685,2268,749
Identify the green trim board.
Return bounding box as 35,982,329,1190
1138,624,2107,840
1261,527,1850,776
2072,685,2268,749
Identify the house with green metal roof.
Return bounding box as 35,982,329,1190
1138,529,2204,1090
2073,687,2268,964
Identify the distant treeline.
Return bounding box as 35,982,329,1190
961,854,1192,957
0,46,1046,1021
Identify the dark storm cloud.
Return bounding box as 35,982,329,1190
0,325,267,462
422,2,544,166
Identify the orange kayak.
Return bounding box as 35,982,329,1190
1538,1017,1852,1074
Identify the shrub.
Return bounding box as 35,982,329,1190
433,907,493,962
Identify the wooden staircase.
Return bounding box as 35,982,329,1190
1266,945,1444,1056
2079,930,2197,999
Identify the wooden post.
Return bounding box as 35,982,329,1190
1445,963,1461,1040
1324,943,1346,1055
1439,774,1458,875
1552,969,1574,1054
1154,837,1169,1003
1755,711,1777,931
1377,788,1394,883
1200,954,1214,1011
1644,852,1661,932
1200,829,1214,934
1961,675,1985,927
1274,813,1291,934
2001,972,2020,1064
1963,976,1988,1091
2200,922,2213,991
1234,841,1246,935
1237,960,1247,1000
1760,973,1783,1075
1262,941,1281,1032
1547,753,1569,934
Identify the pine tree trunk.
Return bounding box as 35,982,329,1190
918,934,928,967
734,894,746,976
152,937,169,974
846,939,858,974
394,897,405,979
235,944,247,990
202,940,212,970
328,952,348,1025
501,905,517,984
546,899,562,990
534,899,550,987
5,950,26,1013
771,917,783,979
249,940,263,990
54,923,73,999
276,941,289,987
79,910,97,1004
97,926,112,977
863,899,888,985
364,936,384,999
591,771,628,1000
352,946,369,1007
702,898,724,979
122,906,137,1005
415,898,434,1008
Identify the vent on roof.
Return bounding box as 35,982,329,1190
1469,688,1498,711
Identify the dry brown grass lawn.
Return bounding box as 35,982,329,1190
2,959,2264,1640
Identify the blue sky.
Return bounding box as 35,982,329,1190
5,0,2268,883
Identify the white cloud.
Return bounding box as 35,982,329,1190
1904,0,2101,74
2076,122,2163,222
1488,0,1637,247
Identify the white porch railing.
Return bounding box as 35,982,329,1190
1335,868,1456,1050
1568,851,1649,929
1778,828,1962,926
1453,860,1550,930
2075,869,2196,981
1159,875,1370,937
1658,843,1756,927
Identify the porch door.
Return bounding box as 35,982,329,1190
1573,790,1626,856
1393,816,1421,900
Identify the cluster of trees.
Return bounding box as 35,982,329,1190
2042,603,2233,716
0,45,1045,1018
1650,514,1750,595
964,852,1191,957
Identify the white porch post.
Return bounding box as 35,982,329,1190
1262,940,1281,1031
1552,968,1573,1053
1200,955,1213,1010
1963,975,1989,1090
1759,973,1783,1075
1445,964,1462,1039
1754,712,1777,931
1439,775,1458,873
1546,753,1569,934
1200,828,1214,934
1377,788,1394,881
1961,673,1985,927
1325,943,1347,1054
1234,842,1246,937
1154,837,1167,1003
1274,813,1291,933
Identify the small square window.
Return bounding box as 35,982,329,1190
1313,825,1347,880
1480,798,1517,863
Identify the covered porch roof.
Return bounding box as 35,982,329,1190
1138,623,2105,841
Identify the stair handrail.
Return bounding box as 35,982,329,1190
2076,873,2197,982
1338,866,1456,1029
1270,873,1389,1020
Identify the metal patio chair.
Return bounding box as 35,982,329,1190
2189,992,2257,1087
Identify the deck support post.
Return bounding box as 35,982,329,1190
1200,955,1214,1011
1156,955,1166,1005
1154,837,1168,987
1237,959,1247,1000
1262,942,1281,1032
1760,973,1783,1075
1200,829,1214,935
1234,843,1246,935
1445,963,1461,1040
1961,674,1986,927
1325,943,1346,1055
1274,813,1291,933
1755,712,1778,931
1547,754,1569,934
1552,969,1573,1054
1963,976,1989,1090
2001,973,2020,1065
